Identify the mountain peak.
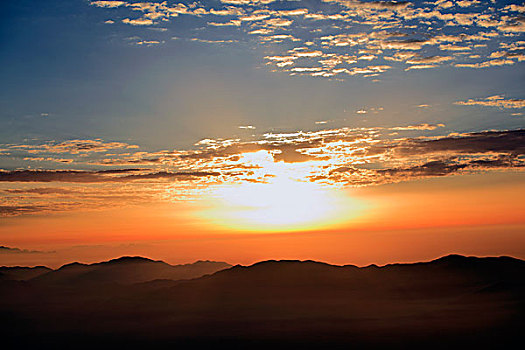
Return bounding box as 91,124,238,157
99,256,162,265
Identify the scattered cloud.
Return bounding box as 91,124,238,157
2,126,524,216
90,1,126,8
455,96,525,109
87,0,525,80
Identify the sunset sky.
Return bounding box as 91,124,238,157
1,0,524,268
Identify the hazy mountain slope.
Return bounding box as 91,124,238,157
0,266,51,281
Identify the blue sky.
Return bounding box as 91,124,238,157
1,0,523,154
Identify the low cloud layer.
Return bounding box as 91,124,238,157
2,126,524,217
0,246,53,254
0,169,220,183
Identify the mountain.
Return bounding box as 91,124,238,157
0,266,51,281
0,255,523,349
30,256,231,286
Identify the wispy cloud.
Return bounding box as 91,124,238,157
7,139,138,154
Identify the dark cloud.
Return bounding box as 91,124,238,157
311,154,524,186
4,188,76,195
0,203,86,217
272,148,330,163
120,171,221,180
0,169,221,183
327,0,411,9
377,155,523,178
0,205,48,216
180,138,329,163
395,130,525,156
304,129,525,186
0,246,53,254
7,139,137,154
0,170,108,183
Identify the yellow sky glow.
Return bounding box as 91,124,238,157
196,150,365,231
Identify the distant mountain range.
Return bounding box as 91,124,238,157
21,257,231,285
1,254,523,349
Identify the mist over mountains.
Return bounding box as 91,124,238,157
1,255,523,349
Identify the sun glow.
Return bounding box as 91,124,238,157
198,151,363,231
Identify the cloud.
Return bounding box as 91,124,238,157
208,20,242,27
376,155,520,179
324,0,411,10
391,123,445,131
7,139,137,154
221,0,275,4
0,169,220,183
309,130,525,186
405,56,453,64
135,40,163,46
439,44,471,51
405,64,438,71
454,59,515,69
4,188,76,195
393,130,525,155
0,246,53,254
455,96,525,109
266,18,294,27
122,18,154,26
87,0,525,80
456,0,481,8
3,126,524,216
90,1,126,8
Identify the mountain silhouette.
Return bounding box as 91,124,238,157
0,254,523,349
0,266,51,281
29,256,231,286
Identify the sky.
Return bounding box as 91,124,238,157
1,0,524,267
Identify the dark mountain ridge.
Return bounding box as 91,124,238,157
0,254,523,349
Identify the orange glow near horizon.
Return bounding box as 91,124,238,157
1,171,524,268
